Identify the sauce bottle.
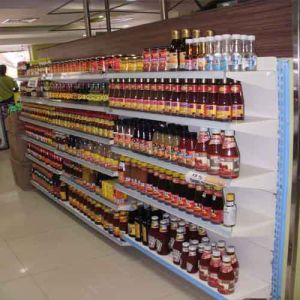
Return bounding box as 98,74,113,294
198,227,208,242
217,79,232,122
205,36,214,71
207,129,222,175
201,184,213,221
197,243,205,263
142,78,151,112
191,29,200,70
217,240,226,256
185,132,197,168
186,245,198,274
194,184,203,217
136,78,144,111
171,172,181,207
128,205,137,237
123,78,131,109
218,255,235,295
171,125,181,163
179,78,189,116
170,78,181,115
195,127,210,172
211,186,224,224
180,29,191,70
134,203,144,242
156,78,165,113
223,193,237,227
178,174,188,211
168,30,181,71
205,79,218,120
196,79,207,119
185,182,196,213
164,78,172,114
231,80,244,120
169,216,179,250
226,245,239,282
186,78,197,117
130,78,138,110
220,130,240,178
199,245,212,281
187,223,198,242
180,242,190,269
142,205,151,246
172,227,185,265
149,78,158,112
208,250,222,288
185,39,193,71
197,37,206,71
156,219,170,255
178,126,188,166
148,216,159,250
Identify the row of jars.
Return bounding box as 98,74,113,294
22,104,116,139
24,123,54,146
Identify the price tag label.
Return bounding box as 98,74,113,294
185,171,205,184
45,73,53,80
28,78,38,88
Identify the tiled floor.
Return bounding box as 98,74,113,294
0,150,213,300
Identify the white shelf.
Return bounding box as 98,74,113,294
123,235,270,300
56,150,118,177
26,153,62,175
21,96,108,112
20,116,113,145
111,146,276,193
22,135,56,152
60,174,131,211
115,184,274,238
31,180,128,246
109,109,277,138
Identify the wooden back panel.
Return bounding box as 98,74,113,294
38,0,292,60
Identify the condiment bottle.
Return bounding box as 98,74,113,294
164,78,172,114
186,245,198,273
136,78,144,111
185,132,197,168
187,78,198,117
223,193,237,227
217,240,226,256
169,216,179,250
134,203,144,242
211,186,224,224
179,79,189,116
180,29,191,70
194,184,203,217
185,182,196,213
172,227,185,265
201,184,213,221
198,227,207,242
221,34,232,71
157,168,167,202
156,78,165,113
197,243,205,263
227,245,239,282
168,30,181,71
196,78,207,119
195,127,210,172
142,206,151,246
230,34,242,72
207,129,222,175
142,78,151,112
187,223,198,242
208,250,222,287
148,216,159,250
197,37,206,71
149,78,158,112
170,172,181,207
199,245,212,281
185,39,193,71
178,127,188,166
231,80,244,120
205,79,218,120
170,79,181,115
218,255,235,294
217,79,232,122
178,174,188,210
191,29,200,70
213,35,222,71
180,242,190,269
205,36,214,71
156,219,170,255
220,130,240,178
128,206,137,237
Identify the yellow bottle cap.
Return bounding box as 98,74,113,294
226,193,235,201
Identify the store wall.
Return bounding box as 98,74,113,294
38,0,292,60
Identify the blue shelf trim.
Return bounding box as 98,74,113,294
272,59,292,299
124,235,227,300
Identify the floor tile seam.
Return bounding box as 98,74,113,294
27,273,51,300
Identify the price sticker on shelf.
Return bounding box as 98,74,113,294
27,78,39,88
46,73,53,80
185,171,205,184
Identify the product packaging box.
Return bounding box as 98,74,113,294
10,157,32,191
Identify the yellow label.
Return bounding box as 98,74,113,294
205,105,217,118
135,223,141,239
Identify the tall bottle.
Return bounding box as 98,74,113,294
219,130,240,179
223,193,237,227
185,39,193,71
148,215,159,250
205,79,218,120
208,250,222,287
170,78,181,115
199,245,212,281
191,29,201,70
231,80,244,120
168,30,181,71
149,78,158,113
197,37,207,71
179,29,191,70
217,78,232,122
241,34,249,71
164,78,172,115
142,78,151,112
195,127,210,172
187,78,197,117
213,35,222,71
230,34,242,71
207,129,222,175
218,255,235,295
221,34,232,71
210,186,224,224
172,227,185,265
205,36,214,71
179,79,189,116
196,78,207,119
247,35,257,71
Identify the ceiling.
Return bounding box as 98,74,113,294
0,0,199,51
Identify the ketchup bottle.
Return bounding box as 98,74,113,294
199,245,212,281
218,255,235,295
205,79,218,120
164,78,172,115
148,216,159,250
194,184,203,217
187,79,197,117
207,129,222,175
201,184,213,221
227,245,239,282
170,78,181,115
195,127,210,172
217,78,232,122
196,78,207,119
156,219,170,255
219,130,240,178
142,78,151,112
231,80,244,120
169,216,178,250
210,186,224,224
180,242,190,269
172,227,185,265
208,250,221,287
179,78,188,116
149,78,158,112
186,245,198,274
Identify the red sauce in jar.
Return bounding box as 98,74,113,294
208,250,221,287
199,245,212,281
218,255,235,295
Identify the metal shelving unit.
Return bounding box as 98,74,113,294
20,116,113,145
26,153,62,175
22,135,56,152
61,174,131,211
31,180,129,246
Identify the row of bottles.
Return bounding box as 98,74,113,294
22,103,116,139
109,78,244,121
114,119,240,179
31,163,62,199
127,203,239,295
24,123,54,145
27,143,62,171
118,157,237,226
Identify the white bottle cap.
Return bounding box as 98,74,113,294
217,240,226,247
189,245,197,252
200,127,208,132
224,130,235,136
222,255,231,263
212,250,221,257
206,36,214,42
185,39,193,44
204,245,212,251
211,128,221,134
248,35,255,41
226,245,236,253
231,34,241,39
199,37,206,42
192,37,200,43
182,242,190,248
222,34,231,39
240,34,248,40
202,237,210,244
214,35,222,41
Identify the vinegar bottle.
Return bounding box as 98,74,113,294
219,130,240,179
218,255,235,295
207,129,222,175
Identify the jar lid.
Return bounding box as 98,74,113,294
189,245,197,251
217,240,226,247
226,193,235,201
222,255,231,263
212,250,221,257
182,242,190,248
204,245,212,251
226,245,236,253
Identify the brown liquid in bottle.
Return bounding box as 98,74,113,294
231,80,244,120
148,216,159,250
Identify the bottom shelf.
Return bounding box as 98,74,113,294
30,180,129,247
123,235,270,300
